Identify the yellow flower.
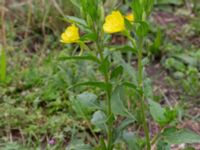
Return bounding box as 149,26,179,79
60,24,80,44
125,13,134,22
103,11,125,33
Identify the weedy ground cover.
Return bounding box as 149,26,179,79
0,0,200,150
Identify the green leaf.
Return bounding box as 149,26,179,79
59,55,100,63
99,137,107,150
64,15,88,27
80,0,99,21
157,140,170,150
130,0,154,19
117,118,135,131
174,54,198,67
71,97,90,119
144,0,155,16
143,78,154,99
1,142,25,150
80,32,98,42
153,28,162,49
122,81,140,97
125,18,134,31
156,0,183,5
111,66,123,79
162,128,200,144
149,28,162,55
122,82,137,90
71,93,99,118
131,0,143,21
164,58,186,72
113,118,135,145
122,131,142,150
69,81,112,91
98,56,110,76
148,100,166,126
113,52,137,83
91,110,107,130
0,47,6,82
149,100,176,126
163,108,177,124
111,86,134,118
76,92,99,111
136,22,150,37
108,45,136,53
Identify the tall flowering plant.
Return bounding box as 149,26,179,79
60,0,200,150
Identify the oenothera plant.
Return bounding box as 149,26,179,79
60,0,200,150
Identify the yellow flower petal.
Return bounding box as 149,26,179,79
60,24,80,44
125,13,134,22
103,11,125,34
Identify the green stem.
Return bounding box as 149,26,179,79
137,38,151,150
97,41,112,150
105,74,112,150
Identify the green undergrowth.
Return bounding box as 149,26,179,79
0,0,200,149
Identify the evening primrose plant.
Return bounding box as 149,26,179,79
60,0,200,150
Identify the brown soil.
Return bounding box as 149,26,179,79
146,63,200,150
153,11,200,48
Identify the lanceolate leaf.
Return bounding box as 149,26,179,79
144,0,155,16
99,137,107,150
113,52,137,83
59,55,100,63
156,0,183,5
122,82,137,90
107,45,136,53
98,56,110,76
117,118,135,131
111,65,123,80
111,86,128,116
64,15,88,27
80,0,99,21
80,32,98,42
111,86,135,119
136,21,150,37
68,81,112,91
162,128,200,144
131,0,143,21
148,99,166,125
